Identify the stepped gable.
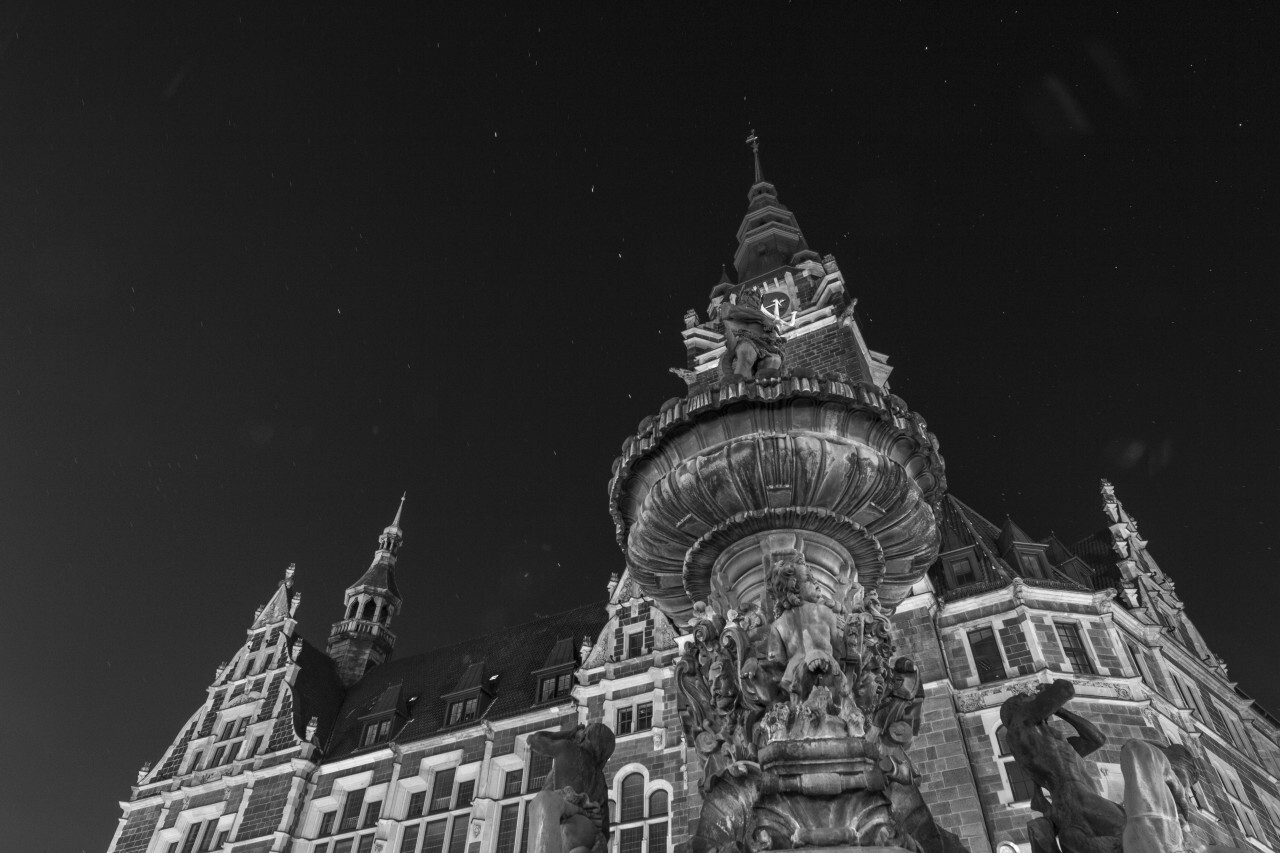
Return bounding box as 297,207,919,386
324,601,605,759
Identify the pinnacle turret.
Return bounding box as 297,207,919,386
326,496,406,687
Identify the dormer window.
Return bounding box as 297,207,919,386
1014,549,1047,579
538,673,573,704
446,697,479,726
361,717,393,747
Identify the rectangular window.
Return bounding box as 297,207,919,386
1017,551,1042,579
363,724,379,747
619,827,644,853
340,788,367,832
180,823,202,853
539,678,556,703
215,832,229,850
520,803,531,853
189,751,203,772
447,702,463,726
626,632,644,659
649,821,668,853
319,811,336,836
315,843,330,853
1055,623,1096,675
528,750,552,792
399,825,421,853
968,626,1005,684
357,835,375,853
363,800,382,828
1005,760,1036,802
556,673,573,695
503,768,524,798
220,721,235,741
447,815,470,853
636,702,653,731
235,716,250,736
197,820,219,852
248,735,263,757
378,719,392,740
456,779,475,808
422,820,448,853
334,841,355,853
947,556,975,587
616,706,634,735
495,803,520,853
407,791,426,818
211,746,226,767
430,768,457,813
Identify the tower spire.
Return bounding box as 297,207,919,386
746,130,764,184
328,496,406,686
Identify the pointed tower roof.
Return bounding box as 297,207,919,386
732,132,820,284
997,516,1038,553
349,495,406,598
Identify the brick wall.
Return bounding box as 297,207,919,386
909,690,991,853
781,323,865,383
236,774,293,840
1084,622,1124,677
114,804,163,853
997,616,1034,675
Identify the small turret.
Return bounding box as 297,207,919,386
326,495,406,687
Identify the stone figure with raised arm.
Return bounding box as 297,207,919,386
1001,679,1126,853
527,723,616,853
1120,739,1244,853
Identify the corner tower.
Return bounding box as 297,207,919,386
608,140,952,851
326,495,405,687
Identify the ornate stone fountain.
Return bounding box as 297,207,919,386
608,343,954,851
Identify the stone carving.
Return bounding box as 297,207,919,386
708,283,784,384
527,723,616,853
1001,679,1125,853
675,535,955,852
1002,681,1248,853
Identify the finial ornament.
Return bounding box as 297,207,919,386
746,129,763,183
284,562,296,587
391,492,406,530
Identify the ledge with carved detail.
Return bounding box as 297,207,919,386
608,370,947,547
941,575,1089,603
952,670,1148,713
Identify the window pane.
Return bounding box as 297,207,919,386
1006,760,1035,802
528,751,552,792
649,820,668,853
636,702,653,731
495,804,520,853
422,821,448,853
503,768,524,798
616,707,633,735
315,844,330,853
463,698,478,720
1055,624,1095,675
648,790,668,817
457,780,475,808
557,673,572,695
357,835,375,853
996,726,1011,756
619,827,643,853
400,824,421,853
319,811,336,836
968,627,1004,684
211,746,226,766
198,820,219,852
341,789,367,832
627,633,643,659
364,800,382,828
447,815,470,853
519,803,531,853
620,773,644,822
408,792,426,818
949,557,975,586
180,821,201,853
334,840,354,853
431,768,456,813
448,703,463,726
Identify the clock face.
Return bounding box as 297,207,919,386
760,291,791,318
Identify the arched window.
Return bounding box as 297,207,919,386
346,600,358,619
648,789,668,817
619,773,644,822
361,599,376,621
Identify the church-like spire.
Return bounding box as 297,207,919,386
327,496,407,687
732,132,820,284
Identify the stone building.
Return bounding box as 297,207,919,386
108,155,1280,853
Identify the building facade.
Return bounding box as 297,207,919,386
108,158,1280,853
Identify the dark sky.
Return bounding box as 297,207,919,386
2,4,1277,850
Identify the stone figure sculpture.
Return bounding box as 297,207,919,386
674,535,961,852
1002,682,1248,853
527,723,616,853
1000,679,1126,853
707,282,784,383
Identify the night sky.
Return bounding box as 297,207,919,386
2,4,1277,850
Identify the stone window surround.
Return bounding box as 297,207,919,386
602,686,664,742
1051,620,1099,676
154,802,231,853
980,708,1031,808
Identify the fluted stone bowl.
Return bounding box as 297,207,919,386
609,378,943,620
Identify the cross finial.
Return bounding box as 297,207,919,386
746,130,763,183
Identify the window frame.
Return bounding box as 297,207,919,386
967,625,1006,684
1054,622,1097,675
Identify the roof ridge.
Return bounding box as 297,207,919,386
400,599,606,662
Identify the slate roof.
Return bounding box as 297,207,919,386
322,601,606,760
1071,528,1123,588
291,638,346,743
349,556,401,599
